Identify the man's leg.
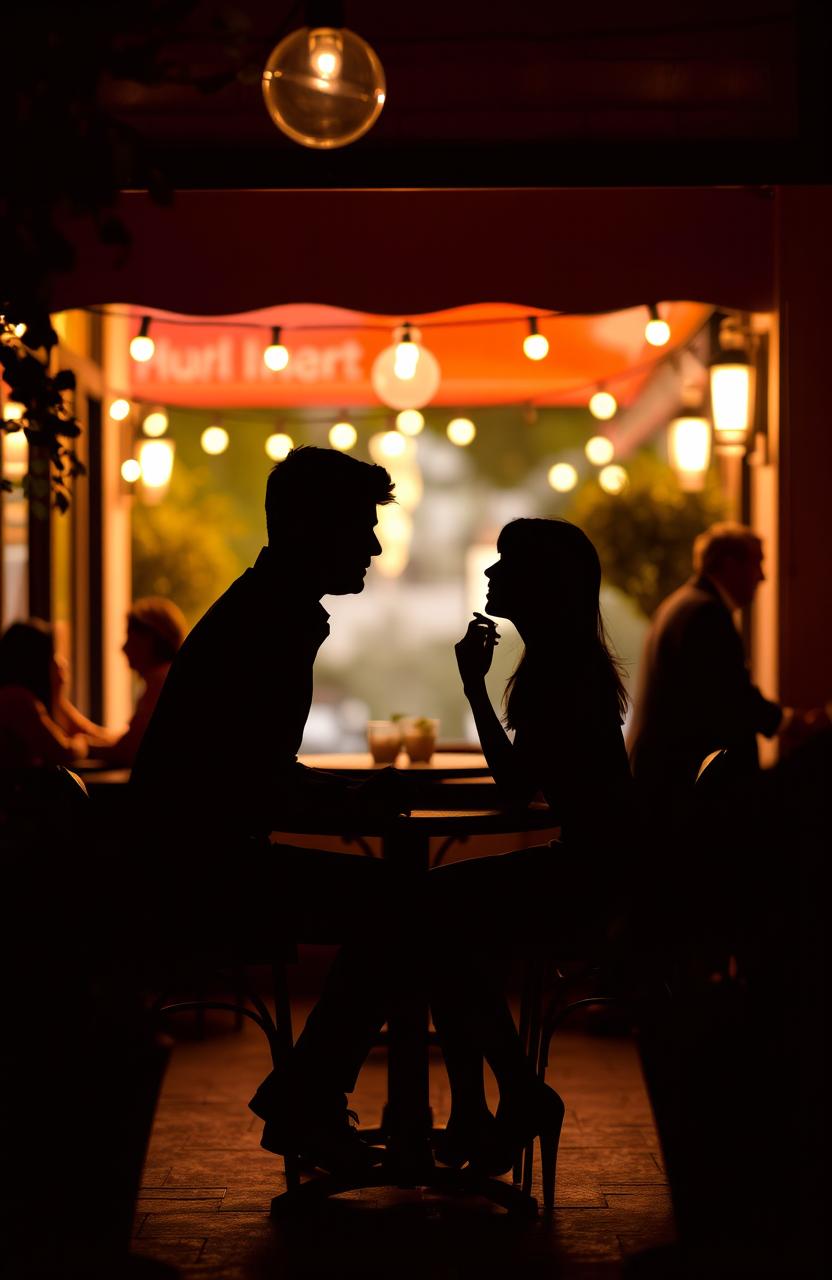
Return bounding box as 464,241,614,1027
246,843,398,1160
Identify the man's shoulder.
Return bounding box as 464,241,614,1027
655,578,724,626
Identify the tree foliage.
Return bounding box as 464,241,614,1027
131,465,246,625
568,452,726,618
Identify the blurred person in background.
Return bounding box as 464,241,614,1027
0,619,88,767
61,597,188,766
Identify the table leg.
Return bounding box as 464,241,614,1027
382,823,433,1176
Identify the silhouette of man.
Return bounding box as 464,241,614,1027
628,522,784,812
131,447,410,1174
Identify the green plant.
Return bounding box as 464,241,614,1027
568,451,727,618
131,464,246,625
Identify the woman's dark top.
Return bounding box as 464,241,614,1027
511,651,635,857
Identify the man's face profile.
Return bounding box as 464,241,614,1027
320,501,383,595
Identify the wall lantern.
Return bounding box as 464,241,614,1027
668,415,711,491
668,382,712,491
261,2,386,149
709,316,755,456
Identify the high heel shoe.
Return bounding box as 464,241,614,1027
496,1082,565,1210
433,1111,515,1177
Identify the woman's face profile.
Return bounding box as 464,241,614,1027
484,547,531,622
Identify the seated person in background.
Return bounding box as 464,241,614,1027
0,619,88,767
61,597,187,766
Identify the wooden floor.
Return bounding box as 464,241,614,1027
134,979,674,1279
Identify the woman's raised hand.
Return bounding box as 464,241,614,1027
455,612,500,690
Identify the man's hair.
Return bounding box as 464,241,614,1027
265,446,395,543
127,597,188,663
693,522,763,576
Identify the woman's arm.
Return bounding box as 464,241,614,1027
18,692,88,765
56,696,118,749
455,615,538,807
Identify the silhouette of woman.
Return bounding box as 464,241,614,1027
428,518,633,1173
0,620,88,767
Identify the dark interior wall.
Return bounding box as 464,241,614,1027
776,186,832,708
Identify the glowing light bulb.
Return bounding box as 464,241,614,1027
523,318,549,361
329,421,357,450
396,409,424,436
371,325,441,411
263,326,290,372
309,28,343,80
2,429,29,481
265,432,294,461
142,409,169,437
378,430,407,458
667,415,711,490
585,435,615,466
261,24,386,150
2,400,25,422
644,305,670,347
201,426,229,455
109,398,131,422
121,458,141,484
394,334,420,381
599,464,628,494
589,390,618,421
547,462,578,492
139,439,175,490
130,316,155,363
447,418,476,447
13,323,27,338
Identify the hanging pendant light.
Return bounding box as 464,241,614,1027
371,324,441,410
262,2,386,150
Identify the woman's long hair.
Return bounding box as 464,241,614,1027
0,619,55,712
499,519,628,729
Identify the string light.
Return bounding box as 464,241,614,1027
130,316,155,363
263,326,290,372
13,323,27,338
394,324,420,380
265,432,294,461
329,420,357,450
585,436,615,466
372,430,407,459
588,389,617,420
109,398,131,422
396,409,425,436
644,304,671,347
121,458,141,484
523,317,549,361
599,464,628,494
201,425,230,455
447,418,476,446
138,439,175,493
2,400,25,422
142,409,169,437
547,462,578,492
371,325,441,411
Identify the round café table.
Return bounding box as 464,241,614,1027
298,751,491,777
268,803,560,1217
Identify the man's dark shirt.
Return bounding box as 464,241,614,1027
131,548,332,838
628,574,782,797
